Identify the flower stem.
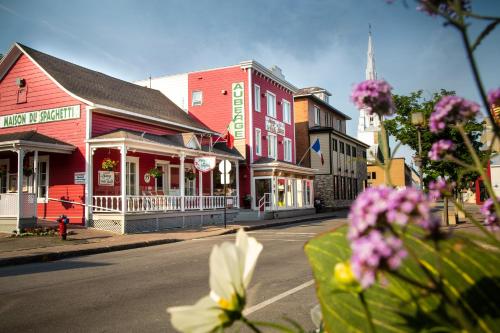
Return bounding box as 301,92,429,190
241,316,263,333
380,120,393,187
359,292,377,333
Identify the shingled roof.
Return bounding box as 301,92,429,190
5,43,212,133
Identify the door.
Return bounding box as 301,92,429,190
155,162,169,194
255,178,272,210
0,159,8,194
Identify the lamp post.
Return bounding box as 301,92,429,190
411,111,425,189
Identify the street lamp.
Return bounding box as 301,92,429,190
411,111,425,189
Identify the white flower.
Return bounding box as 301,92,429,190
167,229,263,333
310,304,323,331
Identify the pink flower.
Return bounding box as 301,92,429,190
480,198,500,231
488,88,500,107
418,0,470,16
428,139,455,161
351,80,395,116
428,178,455,200
429,96,479,133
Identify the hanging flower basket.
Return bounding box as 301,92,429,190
101,158,118,171
23,168,33,177
186,169,196,181
148,167,163,178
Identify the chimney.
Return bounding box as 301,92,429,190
270,65,285,80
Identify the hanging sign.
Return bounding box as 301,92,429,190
0,105,81,128
265,116,285,136
98,171,115,186
232,82,245,139
144,173,151,183
194,156,216,173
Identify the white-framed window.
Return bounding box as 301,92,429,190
255,128,262,156
283,138,292,162
314,106,320,125
126,156,139,196
192,90,203,106
0,159,9,194
266,91,276,118
28,155,49,202
267,132,277,159
155,160,170,194
254,84,261,112
282,99,291,124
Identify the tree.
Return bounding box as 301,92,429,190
384,89,484,189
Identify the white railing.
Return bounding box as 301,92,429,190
0,193,36,217
92,195,238,213
258,193,272,217
93,196,122,212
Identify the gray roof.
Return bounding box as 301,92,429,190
12,43,211,133
0,130,73,146
295,87,331,96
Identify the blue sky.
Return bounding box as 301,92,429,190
1,0,499,163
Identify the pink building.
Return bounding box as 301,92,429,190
138,62,315,215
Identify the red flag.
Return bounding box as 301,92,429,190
225,122,234,149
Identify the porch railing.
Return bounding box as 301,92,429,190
92,195,239,213
0,193,36,217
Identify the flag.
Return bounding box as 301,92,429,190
225,121,235,149
311,138,324,165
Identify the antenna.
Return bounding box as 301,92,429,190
149,75,152,88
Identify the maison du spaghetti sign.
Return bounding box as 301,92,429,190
0,105,81,128
232,82,245,139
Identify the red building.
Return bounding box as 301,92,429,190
139,63,315,214
0,43,243,233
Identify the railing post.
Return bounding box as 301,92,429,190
180,153,185,212
199,169,203,211
120,145,127,234
33,150,38,220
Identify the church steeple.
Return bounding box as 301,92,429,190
366,24,377,81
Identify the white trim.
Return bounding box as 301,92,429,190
266,91,277,119
154,159,170,193
85,106,93,225
248,68,254,164
255,128,262,156
254,84,261,112
239,60,298,92
282,99,291,124
267,132,277,160
0,141,74,154
283,138,292,162
191,90,203,106
0,158,10,194
28,155,49,203
314,105,321,125
292,101,296,163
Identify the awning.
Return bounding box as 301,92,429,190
0,131,75,154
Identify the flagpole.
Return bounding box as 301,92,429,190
212,114,239,148
297,146,312,166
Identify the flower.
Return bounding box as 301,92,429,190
101,158,118,171
167,229,263,333
310,304,323,332
480,198,500,231
428,139,455,161
429,95,480,133
417,0,471,16
333,262,361,292
348,186,432,287
428,178,456,200
351,80,395,116
488,88,500,107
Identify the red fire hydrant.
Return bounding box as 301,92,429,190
57,215,69,240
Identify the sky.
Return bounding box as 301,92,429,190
1,0,499,165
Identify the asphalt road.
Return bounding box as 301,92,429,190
0,218,347,333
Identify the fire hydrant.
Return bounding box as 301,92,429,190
57,215,69,240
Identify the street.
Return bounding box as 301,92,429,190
0,218,346,332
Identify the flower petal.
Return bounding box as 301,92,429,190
235,229,263,288
167,296,228,333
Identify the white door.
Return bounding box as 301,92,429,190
0,159,8,193
491,166,500,197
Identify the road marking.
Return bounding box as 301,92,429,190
243,279,315,316
248,231,316,236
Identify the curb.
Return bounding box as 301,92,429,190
0,213,337,268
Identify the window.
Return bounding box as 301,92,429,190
304,180,312,206
340,142,345,154
268,133,277,159
363,151,367,159
337,119,341,131
282,100,291,124
254,85,261,112
314,106,320,125
0,159,8,194
332,139,338,152
266,92,276,118
155,161,169,193
346,144,351,156
325,113,329,127
296,179,304,208
352,147,357,157
126,156,139,195
255,128,262,156
372,172,377,180
283,138,292,162
192,91,202,106
27,156,49,202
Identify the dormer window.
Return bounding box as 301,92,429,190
192,91,203,106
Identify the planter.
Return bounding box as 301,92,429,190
101,158,118,171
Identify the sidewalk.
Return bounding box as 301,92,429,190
0,210,344,267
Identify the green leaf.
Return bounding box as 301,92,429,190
305,225,500,332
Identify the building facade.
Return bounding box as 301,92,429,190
137,63,315,215
0,43,245,233
367,158,412,188
294,87,369,209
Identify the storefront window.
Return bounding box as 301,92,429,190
277,178,286,207
0,160,8,194
286,179,294,208
304,180,312,206
296,179,303,208
126,159,138,195
170,166,180,195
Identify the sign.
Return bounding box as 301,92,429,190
265,116,285,136
74,172,86,184
232,82,245,139
98,171,115,186
144,173,151,183
194,156,216,173
218,160,232,173
0,105,81,128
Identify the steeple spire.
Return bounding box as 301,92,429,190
366,24,377,81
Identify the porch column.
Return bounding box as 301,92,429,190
180,153,185,211
199,169,203,211
33,150,38,219
210,169,214,195
235,161,239,208
85,147,94,226
16,149,24,232
120,145,127,219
